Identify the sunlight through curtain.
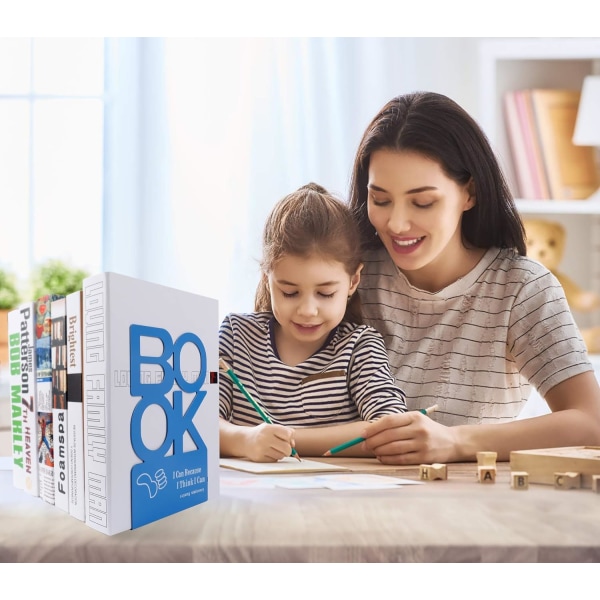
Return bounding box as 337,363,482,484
104,37,481,318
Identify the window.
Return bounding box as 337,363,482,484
0,38,104,291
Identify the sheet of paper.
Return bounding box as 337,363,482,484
274,473,423,490
220,472,424,490
219,477,278,489
220,456,351,474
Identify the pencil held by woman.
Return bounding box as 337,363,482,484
322,405,438,457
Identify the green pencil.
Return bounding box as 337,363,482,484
219,358,301,461
322,404,439,457
323,436,366,457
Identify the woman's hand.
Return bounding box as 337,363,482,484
362,411,458,465
243,423,296,463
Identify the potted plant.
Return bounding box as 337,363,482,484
30,259,89,299
0,267,21,368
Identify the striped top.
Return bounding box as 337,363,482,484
359,246,592,426
219,312,407,427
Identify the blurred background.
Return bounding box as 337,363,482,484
0,37,487,318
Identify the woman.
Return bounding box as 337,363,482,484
348,91,600,464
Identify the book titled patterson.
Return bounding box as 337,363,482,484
8,303,39,496
82,272,219,535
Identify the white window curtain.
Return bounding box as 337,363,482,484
103,37,482,319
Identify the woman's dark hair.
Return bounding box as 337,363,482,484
254,182,364,324
348,91,526,255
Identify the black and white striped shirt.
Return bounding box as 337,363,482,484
219,312,407,426
359,246,592,426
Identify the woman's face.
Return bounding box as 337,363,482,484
367,149,476,291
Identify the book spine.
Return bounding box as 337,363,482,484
51,297,69,512
513,90,546,200
36,294,62,505
8,309,25,489
503,91,535,199
14,302,39,496
66,290,85,521
82,274,110,533
521,90,551,200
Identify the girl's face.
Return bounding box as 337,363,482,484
367,149,476,292
268,253,361,363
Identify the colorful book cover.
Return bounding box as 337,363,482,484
36,293,63,505
8,308,25,489
8,302,39,495
66,290,85,521
51,296,69,512
82,272,219,535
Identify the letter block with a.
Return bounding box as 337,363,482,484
478,465,496,483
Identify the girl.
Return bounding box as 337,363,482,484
348,91,600,464
219,183,407,462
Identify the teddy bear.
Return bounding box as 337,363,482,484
523,217,600,353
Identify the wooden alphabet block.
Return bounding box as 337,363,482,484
476,451,497,467
478,465,496,483
510,471,529,490
592,474,600,494
419,463,448,481
554,471,581,490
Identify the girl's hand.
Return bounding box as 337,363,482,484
244,422,296,462
362,412,458,465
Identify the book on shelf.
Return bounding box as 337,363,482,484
35,293,63,505
504,90,535,199
66,290,85,521
518,90,551,200
503,90,551,200
530,88,600,200
82,271,219,535
8,302,39,496
51,296,69,512
8,308,26,489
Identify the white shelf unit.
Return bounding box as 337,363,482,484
479,38,600,334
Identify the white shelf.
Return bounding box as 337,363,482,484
516,199,600,215
478,38,600,337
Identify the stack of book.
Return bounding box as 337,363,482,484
6,271,219,535
503,88,600,200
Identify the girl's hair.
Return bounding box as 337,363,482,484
254,182,364,324
348,91,527,255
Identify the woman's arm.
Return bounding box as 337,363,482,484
363,371,600,464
